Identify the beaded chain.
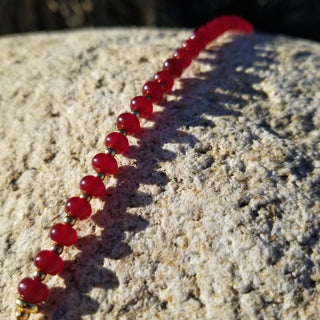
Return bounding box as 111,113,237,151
15,15,253,319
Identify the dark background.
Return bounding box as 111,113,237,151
0,0,319,41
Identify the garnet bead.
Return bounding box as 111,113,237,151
196,15,254,44
50,223,78,246
173,48,193,69
34,250,64,275
198,25,221,43
153,70,174,92
181,39,202,58
163,58,183,78
18,277,50,304
117,112,140,136
197,15,235,42
142,80,164,103
65,196,92,220
80,175,106,198
92,152,118,175
105,132,129,154
190,31,208,50
130,96,153,118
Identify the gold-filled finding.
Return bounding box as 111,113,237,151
94,172,106,181
52,244,64,255
64,215,76,225
132,110,140,118
80,194,92,202
106,148,116,156
118,129,127,136
16,308,30,319
33,270,46,281
16,299,38,313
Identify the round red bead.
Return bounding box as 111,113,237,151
34,250,64,275
216,15,235,33
80,175,106,198
199,19,223,42
173,48,193,69
50,223,78,246
163,58,183,78
65,196,92,220
18,277,49,304
130,96,153,118
105,132,129,154
142,80,164,103
198,25,221,43
153,70,174,92
92,153,118,175
190,31,209,50
117,112,140,136
182,39,202,58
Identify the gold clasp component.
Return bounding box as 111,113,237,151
16,298,38,319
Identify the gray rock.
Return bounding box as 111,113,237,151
0,28,319,320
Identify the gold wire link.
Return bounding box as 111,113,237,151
33,270,46,281
132,110,140,118
16,299,38,313
80,194,92,202
16,308,30,320
94,172,106,181
118,129,127,136
51,244,64,255
63,215,77,225
106,148,116,156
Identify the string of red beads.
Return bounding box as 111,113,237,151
15,15,253,319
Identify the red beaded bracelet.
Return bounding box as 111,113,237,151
15,15,253,319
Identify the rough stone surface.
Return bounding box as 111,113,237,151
0,28,319,320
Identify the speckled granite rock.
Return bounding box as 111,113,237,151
0,28,319,320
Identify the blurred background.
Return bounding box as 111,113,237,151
0,0,319,41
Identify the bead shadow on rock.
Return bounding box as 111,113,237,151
201,34,318,286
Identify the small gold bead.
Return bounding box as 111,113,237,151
106,148,116,156
132,110,140,118
94,172,105,181
80,194,92,202
16,299,38,313
159,82,165,89
16,308,30,320
64,215,76,226
118,129,127,136
33,270,46,281
52,244,64,255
